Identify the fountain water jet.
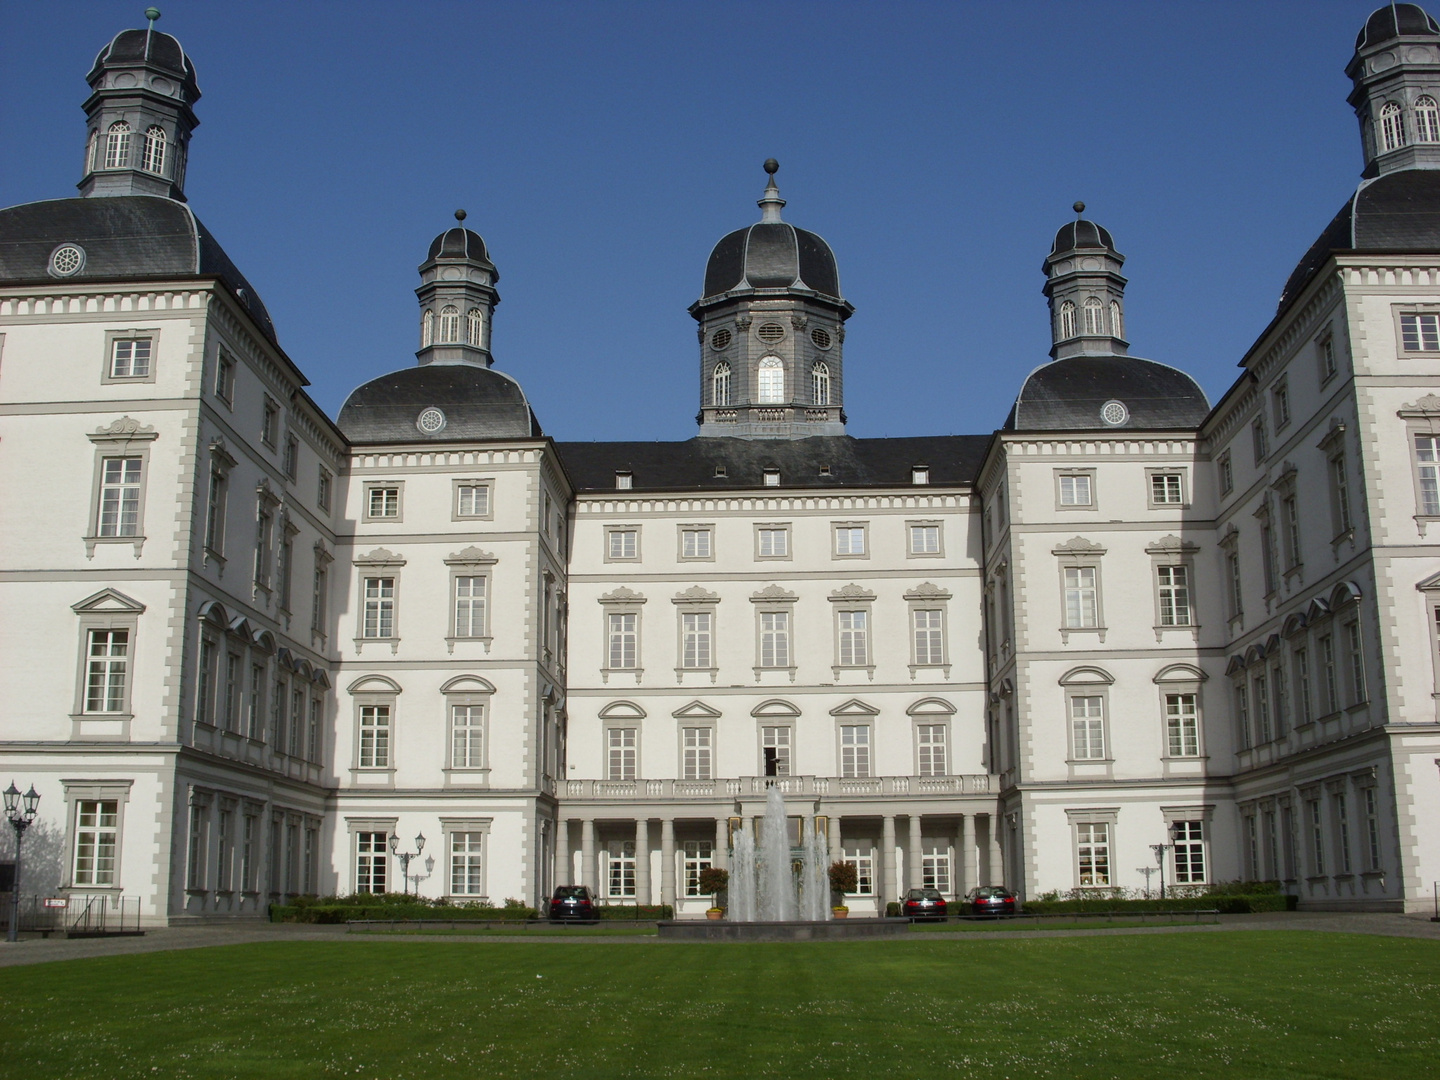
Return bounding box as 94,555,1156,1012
727,785,829,922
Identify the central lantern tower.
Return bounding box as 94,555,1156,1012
690,161,854,439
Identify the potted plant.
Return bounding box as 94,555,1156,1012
829,860,858,918
698,866,729,919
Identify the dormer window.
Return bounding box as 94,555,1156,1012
1380,101,1406,152
1419,96,1440,143
615,471,633,490
104,121,131,169
439,306,460,343
757,355,785,404
714,465,727,478
912,466,929,485
142,126,166,175
1083,297,1104,335
466,308,484,347
763,469,780,486
811,361,830,405
1057,300,1076,341
1109,300,1123,339
712,360,731,406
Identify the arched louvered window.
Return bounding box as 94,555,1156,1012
1057,300,1077,341
1083,297,1104,335
86,129,99,172
712,360,731,406
1417,97,1440,143
757,355,785,404
812,361,831,405
421,309,434,347
439,306,460,342
1380,102,1406,152
466,308,484,347
1109,300,1124,339
104,121,131,169
142,126,166,175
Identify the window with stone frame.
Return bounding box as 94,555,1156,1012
1400,310,1440,352
1171,820,1207,884
1157,565,1192,626
72,798,120,886
1057,471,1094,507
450,831,486,896
358,705,391,769
840,724,871,778
355,831,388,894
1069,695,1106,760
841,845,874,894
761,725,792,776
916,723,948,776
681,726,713,780
682,840,714,897
1165,693,1200,757
1075,822,1110,886
607,726,637,780
603,840,636,899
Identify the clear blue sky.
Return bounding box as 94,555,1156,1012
1,1,1382,441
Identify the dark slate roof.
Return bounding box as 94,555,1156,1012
1006,356,1210,432
0,195,276,343
1050,219,1116,256
337,364,542,443
702,223,841,299
1278,170,1440,312
555,435,991,492
427,227,492,265
89,28,199,98
1355,4,1440,49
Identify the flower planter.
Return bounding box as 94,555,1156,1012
706,908,724,920
832,907,849,919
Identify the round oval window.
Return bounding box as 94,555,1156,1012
710,328,732,350
1100,400,1129,426
417,407,447,434
756,322,785,344
49,244,85,277
811,327,832,350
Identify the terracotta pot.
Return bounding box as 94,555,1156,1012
832,907,849,919
706,908,724,920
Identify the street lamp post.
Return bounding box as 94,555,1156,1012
1150,823,1181,902
4,782,41,943
388,832,425,897
1135,865,1158,900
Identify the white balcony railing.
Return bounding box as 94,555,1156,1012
563,773,998,801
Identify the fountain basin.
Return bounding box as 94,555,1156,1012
657,919,911,942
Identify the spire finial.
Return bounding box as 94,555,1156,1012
145,7,161,25
1073,201,1086,217
454,209,467,222
758,158,786,223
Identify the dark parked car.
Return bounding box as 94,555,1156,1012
547,885,597,922
901,888,948,921
966,885,1017,917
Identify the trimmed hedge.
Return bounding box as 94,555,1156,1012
595,905,673,920
1020,893,1296,915
271,902,674,924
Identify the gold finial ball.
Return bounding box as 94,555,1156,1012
454,209,467,222
1073,201,1086,215
763,158,780,176
145,7,161,22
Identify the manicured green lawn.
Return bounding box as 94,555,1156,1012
2,932,1437,1079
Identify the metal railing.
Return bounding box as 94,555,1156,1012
2,896,65,937
565,773,999,801
68,894,143,937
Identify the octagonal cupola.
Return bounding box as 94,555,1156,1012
415,210,500,367
1348,4,1440,176
1042,203,1129,361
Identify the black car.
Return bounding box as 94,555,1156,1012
966,885,1017,918
547,885,598,922
901,888,948,921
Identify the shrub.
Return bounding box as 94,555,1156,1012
697,867,729,898
597,905,673,920
828,861,858,896
1019,893,1296,915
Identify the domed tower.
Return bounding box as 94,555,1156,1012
1347,4,1440,177
415,211,500,367
78,9,200,201
690,160,854,439
1043,204,1128,361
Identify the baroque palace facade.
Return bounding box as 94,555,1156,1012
3,8,1440,922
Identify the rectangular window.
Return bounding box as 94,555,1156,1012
73,799,119,886
362,577,395,639
356,831,388,894
1245,815,1260,880
909,524,941,554
1294,647,1312,724
1417,436,1440,515
216,809,232,891
911,466,929,485
1336,792,1352,874
759,611,790,668
681,611,712,669
196,638,216,726
311,565,328,636
97,457,143,536
1235,682,1251,749
308,697,322,762
283,435,298,480
289,687,304,757
277,533,294,611
317,468,332,513
1172,820,1206,884
604,841,636,899
761,725,791,776
1252,417,1269,465
681,528,712,559
1364,788,1382,872
1254,673,1272,743
1283,495,1301,569
1076,822,1110,886
1347,622,1367,704
757,527,789,558
762,469,780,487
1261,522,1278,595
1157,565,1191,626
1320,633,1338,714
1165,693,1199,756
615,471,633,490
682,840,714,897
109,337,153,379
1401,312,1440,351
1319,334,1337,382
608,529,638,560
917,724,948,776
203,469,226,553
840,724,871,778
247,664,264,740
921,844,951,893
215,352,235,402
84,628,129,712
359,705,390,768
1063,566,1098,628
453,576,486,638
1272,662,1288,737
1058,473,1093,506
450,832,485,896
253,506,273,586
187,804,205,891
1309,799,1325,875
834,526,866,556
607,727,636,780
1332,454,1353,533
1219,453,1233,496
1151,473,1183,504
1070,696,1106,760
241,815,256,892
841,845,874,895
682,727,712,780
367,486,400,519
1227,552,1243,618
223,653,240,731
913,609,944,665
1273,378,1291,429
456,484,490,517
607,612,637,669
837,610,868,666
261,401,278,447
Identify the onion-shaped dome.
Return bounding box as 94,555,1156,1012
1006,356,1210,431
338,365,541,443
88,27,200,99
1355,3,1440,49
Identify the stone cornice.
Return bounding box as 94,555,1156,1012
576,492,970,516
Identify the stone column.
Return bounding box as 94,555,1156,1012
634,818,650,905
827,814,841,860
714,818,729,872
990,815,1006,888
908,814,924,891
881,815,897,908
958,814,972,898
660,818,676,910
580,818,596,891
556,817,570,887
